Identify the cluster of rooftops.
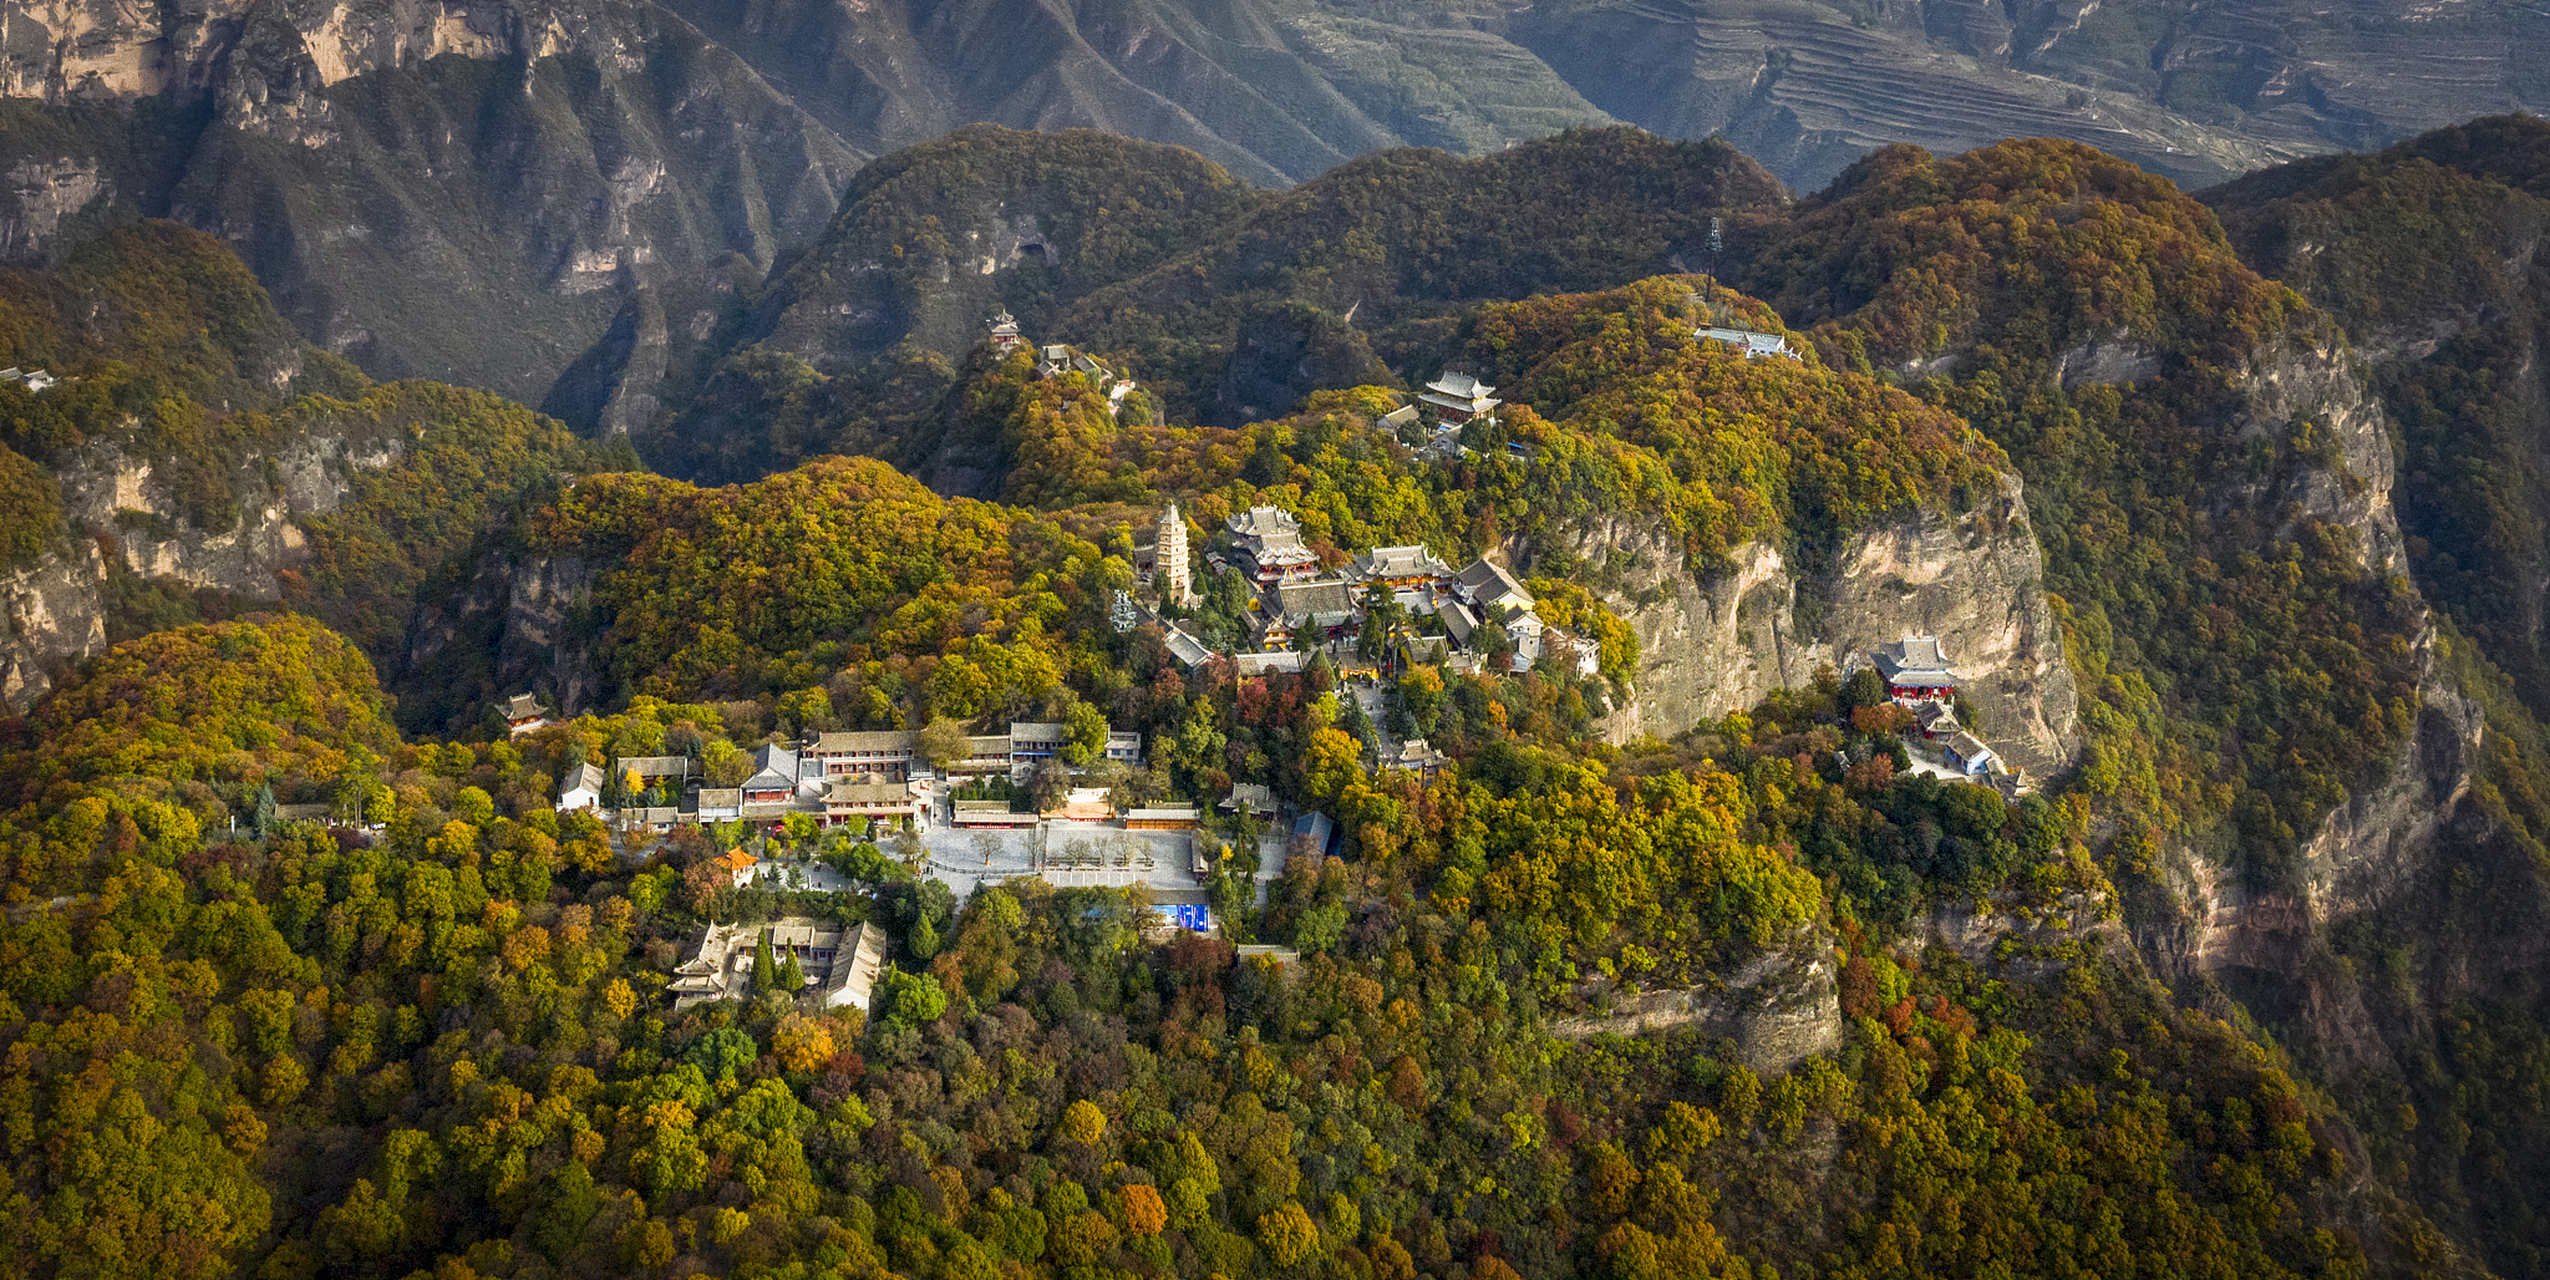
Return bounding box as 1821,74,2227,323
1144,501,1599,681
537,718,1147,830
669,917,886,1011
1869,635,2005,781
985,311,1142,415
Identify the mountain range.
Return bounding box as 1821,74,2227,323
10,6,2550,1271
0,114,2537,1273
0,0,2547,422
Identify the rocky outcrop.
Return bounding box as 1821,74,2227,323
0,538,107,708
399,549,604,720
1578,472,2080,778
2233,334,2408,573
500,554,601,713
0,0,860,407
2160,632,2491,1066
0,423,405,710
540,287,670,435
1549,926,1842,1078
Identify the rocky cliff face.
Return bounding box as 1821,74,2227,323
0,0,861,409
1573,472,2081,778
0,538,106,708
2233,335,2408,573
397,547,604,721
2160,633,2490,1060
0,417,404,710
1549,925,1843,1078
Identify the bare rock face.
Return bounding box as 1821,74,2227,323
2238,335,2407,573
500,554,600,713
2154,636,2500,1081
399,549,604,721
1579,472,2081,777
1548,925,1842,1079
0,423,405,711
0,0,861,408
0,538,107,708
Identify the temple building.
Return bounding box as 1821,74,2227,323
1228,505,1320,584
1350,544,1452,590
1696,326,1800,360
988,311,1024,350
1420,372,1502,424
667,918,885,1011
1873,636,1962,704
503,692,554,737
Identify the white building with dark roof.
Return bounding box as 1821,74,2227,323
740,744,807,803
1449,557,1535,618
1945,732,1996,776
557,762,607,812
1697,326,1800,360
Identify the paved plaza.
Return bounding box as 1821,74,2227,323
919,822,1207,899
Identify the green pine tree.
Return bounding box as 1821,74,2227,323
752,929,778,993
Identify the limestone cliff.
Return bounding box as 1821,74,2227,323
0,415,404,710
0,0,861,406
1574,472,2081,778
0,538,105,708
1548,925,1843,1078
2161,632,2489,1059
397,547,604,724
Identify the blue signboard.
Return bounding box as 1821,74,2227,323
1157,903,1212,933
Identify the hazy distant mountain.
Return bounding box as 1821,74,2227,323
0,0,2541,417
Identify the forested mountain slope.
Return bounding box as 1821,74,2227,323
0,221,611,714
0,225,2464,1280
0,0,863,405
14,114,2550,1280
2207,115,2550,717
2195,117,2550,1273
659,126,1791,482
